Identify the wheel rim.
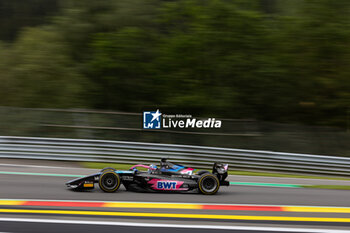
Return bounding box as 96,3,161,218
102,174,117,189
201,177,217,193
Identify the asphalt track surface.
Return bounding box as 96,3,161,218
0,169,349,206
1,160,350,232
2,220,344,233
0,222,257,233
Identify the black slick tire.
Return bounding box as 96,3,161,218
99,171,121,193
198,173,220,195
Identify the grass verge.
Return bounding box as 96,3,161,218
301,185,350,190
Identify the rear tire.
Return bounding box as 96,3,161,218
198,174,220,195
99,171,121,193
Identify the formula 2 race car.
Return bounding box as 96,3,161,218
66,158,229,195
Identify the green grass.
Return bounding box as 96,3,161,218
81,162,350,181
302,185,350,190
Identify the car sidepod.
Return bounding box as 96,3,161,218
135,173,198,193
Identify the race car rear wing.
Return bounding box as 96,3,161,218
212,163,229,186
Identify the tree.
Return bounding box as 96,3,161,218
0,0,59,41
0,27,86,108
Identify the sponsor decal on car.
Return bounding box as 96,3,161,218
116,171,134,174
122,176,133,181
148,179,187,191
180,168,194,175
83,182,94,188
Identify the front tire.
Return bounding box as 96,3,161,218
198,174,220,195
99,171,121,193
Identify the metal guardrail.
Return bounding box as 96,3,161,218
1,136,350,176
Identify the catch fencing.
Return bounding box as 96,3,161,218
1,136,350,176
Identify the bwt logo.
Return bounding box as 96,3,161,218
157,181,177,189
143,109,161,129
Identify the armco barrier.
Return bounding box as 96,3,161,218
1,136,350,176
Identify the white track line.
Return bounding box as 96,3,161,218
0,218,349,233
